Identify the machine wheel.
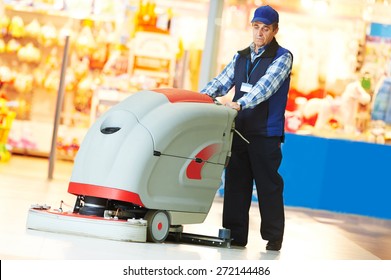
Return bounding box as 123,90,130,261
145,210,170,243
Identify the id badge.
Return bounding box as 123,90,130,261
240,82,252,93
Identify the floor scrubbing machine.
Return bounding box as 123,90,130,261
27,88,237,247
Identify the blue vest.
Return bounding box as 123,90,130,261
233,38,291,138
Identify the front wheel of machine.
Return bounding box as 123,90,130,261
145,210,170,243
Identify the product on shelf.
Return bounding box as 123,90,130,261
14,73,33,93
75,20,96,58
17,42,41,63
74,74,94,113
0,97,16,162
24,18,41,38
0,66,14,84
38,22,58,47
8,16,25,38
56,136,80,159
6,38,21,52
368,120,386,144
0,15,10,36
372,77,391,124
102,43,129,76
43,69,60,92
0,38,5,52
89,27,109,69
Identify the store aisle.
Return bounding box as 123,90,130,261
0,155,390,260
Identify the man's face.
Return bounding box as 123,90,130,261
252,22,278,49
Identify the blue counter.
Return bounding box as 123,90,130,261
280,133,391,220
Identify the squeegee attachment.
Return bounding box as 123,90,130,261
27,205,147,242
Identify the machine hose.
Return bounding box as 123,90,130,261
233,129,250,144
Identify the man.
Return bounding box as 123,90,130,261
200,5,293,251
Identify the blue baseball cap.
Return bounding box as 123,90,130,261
251,5,279,25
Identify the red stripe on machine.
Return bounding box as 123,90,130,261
186,143,221,180
68,182,145,207
153,88,214,103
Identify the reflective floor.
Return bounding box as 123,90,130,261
1,155,391,260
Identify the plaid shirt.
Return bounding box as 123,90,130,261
200,42,293,110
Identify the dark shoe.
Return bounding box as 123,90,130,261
266,240,282,251
230,240,247,247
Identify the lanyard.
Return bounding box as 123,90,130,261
246,58,261,82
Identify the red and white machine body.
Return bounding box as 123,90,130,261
27,89,236,244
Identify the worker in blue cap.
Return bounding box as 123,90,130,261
201,5,293,251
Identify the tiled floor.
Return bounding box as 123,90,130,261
1,155,391,260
